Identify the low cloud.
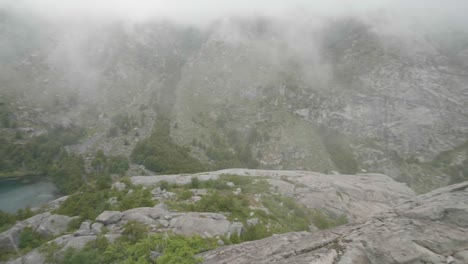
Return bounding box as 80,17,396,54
2,0,467,31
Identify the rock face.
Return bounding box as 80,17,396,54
169,213,232,237
132,169,415,221
2,10,468,193
0,213,78,252
95,211,123,225
9,234,121,264
95,204,245,239
199,181,468,264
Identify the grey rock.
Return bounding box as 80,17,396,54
151,187,162,196
162,191,176,199
447,256,455,264
246,218,259,227
233,188,242,195
123,211,157,225
95,211,123,225
32,195,69,212
199,181,468,264
91,222,103,234
190,189,208,196
108,197,118,206
0,225,24,252
226,182,235,187
112,182,126,192
454,250,468,262
1,213,77,252
150,251,162,259
267,179,295,197
159,219,170,228
394,181,468,227
8,249,45,264
192,195,202,202
217,239,225,246
228,222,245,237
132,169,415,221
74,221,91,236
170,213,232,237
24,213,78,237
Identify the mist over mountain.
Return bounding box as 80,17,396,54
1,1,468,263
2,0,467,191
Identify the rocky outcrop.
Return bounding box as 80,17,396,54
0,213,78,252
8,234,121,264
199,181,468,264
132,169,415,221
93,204,244,239
95,211,123,225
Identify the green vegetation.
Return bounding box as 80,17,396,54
118,185,155,211
55,181,154,221
0,126,85,178
55,190,111,221
48,153,86,194
108,113,138,137
204,125,260,170
132,118,207,174
318,127,359,174
18,227,45,250
53,232,217,264
0,103,14,129
0,207,34,232
167,174,347,242
48,149,129,195
430,140,468,184
92,150,129,176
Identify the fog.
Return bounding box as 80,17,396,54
2,0,468,31
2,0,468,105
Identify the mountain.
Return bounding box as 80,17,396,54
1,5,468,263
2,8,467,192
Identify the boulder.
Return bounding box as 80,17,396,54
112,182,126,192
91,222,103,234
151,187,162,196
95,211,123,225
246,218,259,227
170,213,231,237
123,211,157,225
74,221,92,236
24,213,78,237
228,222,245,237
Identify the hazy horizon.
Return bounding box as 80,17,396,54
1,0,467,32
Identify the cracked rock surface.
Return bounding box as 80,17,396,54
199,181,468,264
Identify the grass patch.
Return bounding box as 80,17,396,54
53,232,217,264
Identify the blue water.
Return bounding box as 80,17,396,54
0,176,59,213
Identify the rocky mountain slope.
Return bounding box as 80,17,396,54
131,169,415,221
200,180,468,264
2,170,466,264
1,8,467,191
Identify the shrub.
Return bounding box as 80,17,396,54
54,233,217,264
122,221,148,243
131,118,207,174
18,227,44,249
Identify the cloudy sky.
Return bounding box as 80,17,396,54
1,0,467,30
